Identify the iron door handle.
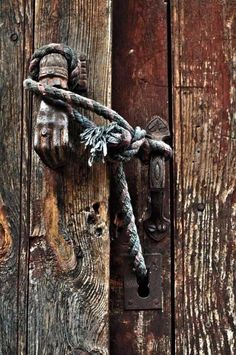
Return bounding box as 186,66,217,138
143,116,171,242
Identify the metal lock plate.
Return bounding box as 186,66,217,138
124,254,162,310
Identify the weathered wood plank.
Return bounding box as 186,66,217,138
110,1,172,354
27,1,111,354
18,2,34,353
172,0,236,353
0,1,33,354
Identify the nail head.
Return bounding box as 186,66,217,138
197,203,205,212
10,33,18,42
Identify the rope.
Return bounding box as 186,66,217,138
111,163,147,277
24,44,172,280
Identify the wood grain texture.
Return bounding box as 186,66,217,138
0,1,33,354
110,1,172,354
172,0,236,353
27,1,111,354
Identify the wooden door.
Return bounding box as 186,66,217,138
0,1,235,354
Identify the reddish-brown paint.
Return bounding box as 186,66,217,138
110,1,172,354
172,1,236,353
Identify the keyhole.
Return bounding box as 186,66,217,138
137,270,150,298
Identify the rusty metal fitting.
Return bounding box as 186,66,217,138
39,53,68,89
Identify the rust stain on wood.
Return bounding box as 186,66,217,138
0,196,12,261
43,172,77,273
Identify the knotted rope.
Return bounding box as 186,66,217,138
24,44,172,280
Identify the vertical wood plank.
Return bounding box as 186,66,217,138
0,1,33,354
18,1,34,353
172,0,236,353
0,2,21,350
28,1,111,354
111,1,172,354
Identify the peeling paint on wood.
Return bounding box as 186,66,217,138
172,0,236,353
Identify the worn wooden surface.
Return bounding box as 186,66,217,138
28,1,111,354
0,2,20,352
1,0,235,354
0,1,33,354
110,1,172,354
1,0,111,354
172,0,236,353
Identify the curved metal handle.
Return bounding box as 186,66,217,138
143,116,170,242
